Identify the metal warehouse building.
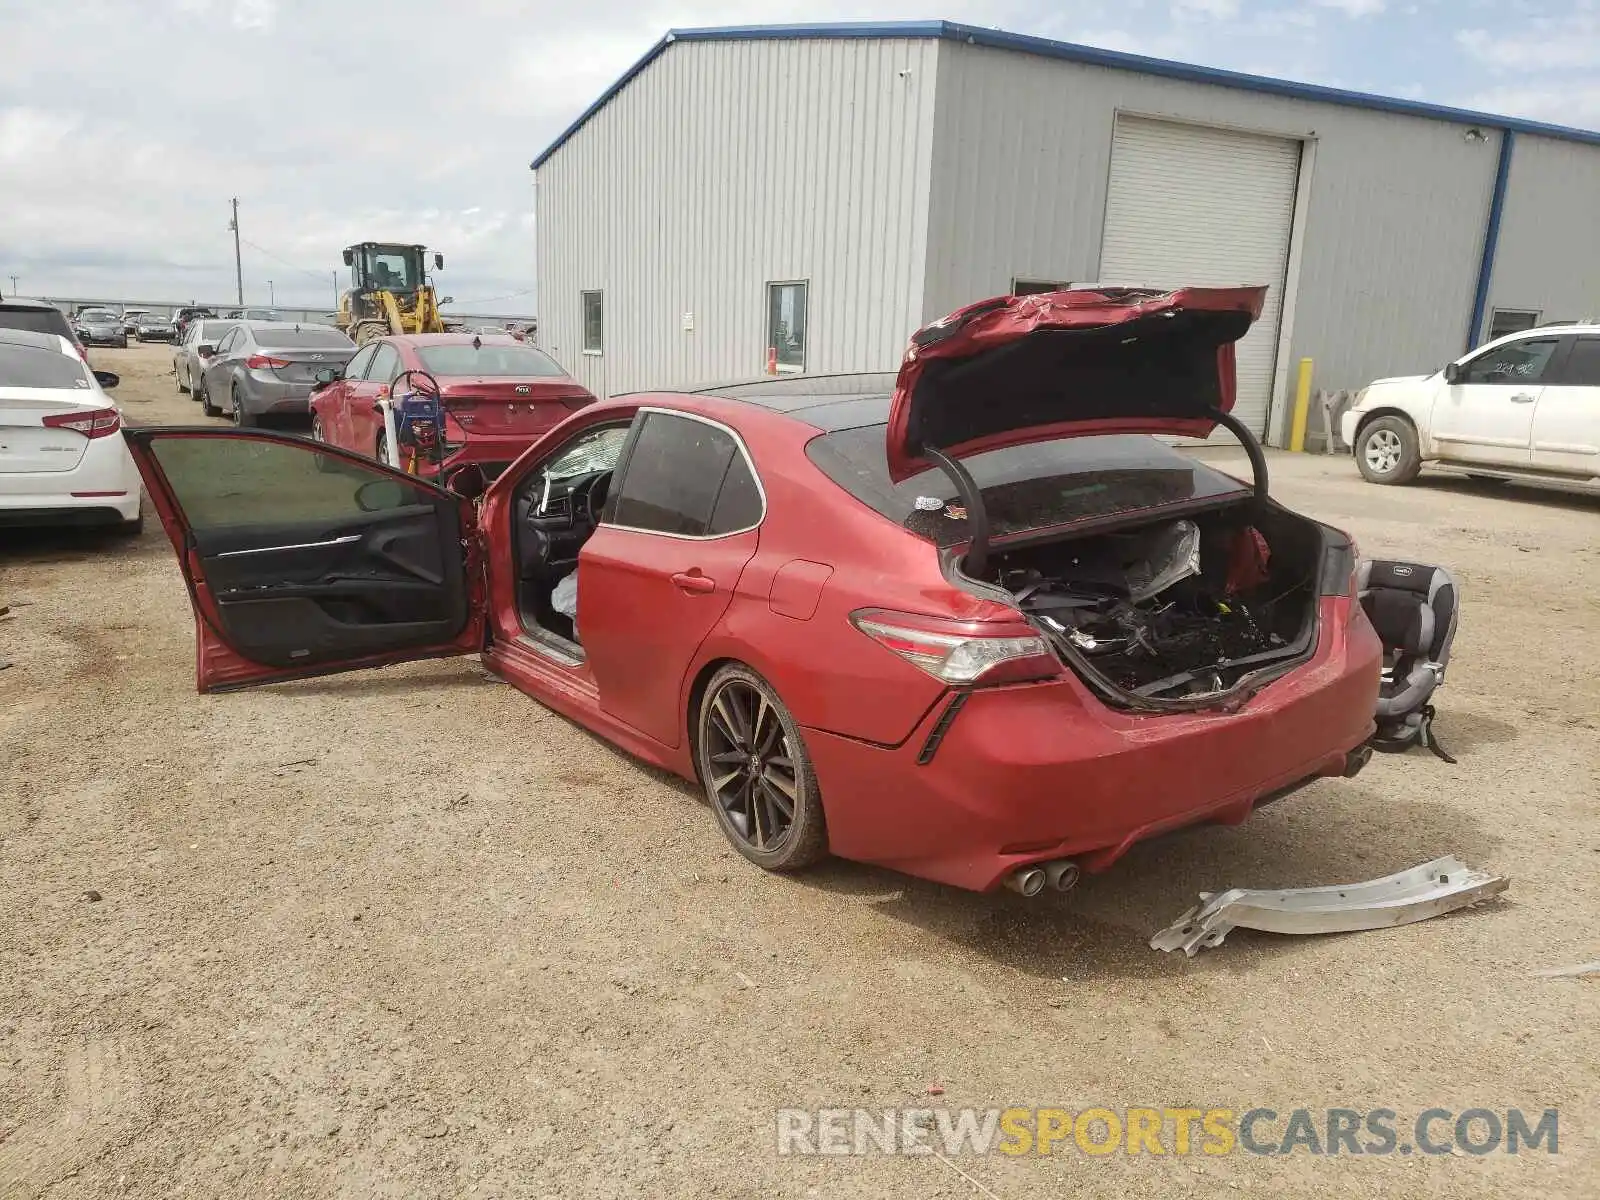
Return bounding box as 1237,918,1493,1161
531,20,1600,444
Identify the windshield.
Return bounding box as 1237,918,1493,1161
807,427,1252,546
80,310,116,321
256,329,354,350
544,424,629,481
0,343,92,390
416,344,566,378
365,249,419,291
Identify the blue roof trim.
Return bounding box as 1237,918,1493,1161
529,18,1600,169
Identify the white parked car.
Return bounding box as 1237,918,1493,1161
0,328,142,534
1342,324,1600,487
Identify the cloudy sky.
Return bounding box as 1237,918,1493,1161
1,0,1594,315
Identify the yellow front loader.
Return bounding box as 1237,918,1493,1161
336,242,448,345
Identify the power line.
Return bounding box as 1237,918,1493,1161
238,236,333,285
444,286,537,307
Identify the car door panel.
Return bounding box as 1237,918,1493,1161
126,428,483,692
576,409,765,748
1530,337,1600,475
580,526,759,747
1432,336,1560,466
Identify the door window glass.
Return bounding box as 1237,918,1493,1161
369,343,401,382
1559,338,1600,387
344,344,378,380
707,454,764,534
766,281,807,373
148,435,438,533
609,413,745,537
1460,338,1558,385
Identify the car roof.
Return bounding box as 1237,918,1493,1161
0,327,78,354
690,373,897,432
0,297,63,311
240,319,341,331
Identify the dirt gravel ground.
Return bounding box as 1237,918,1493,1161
3,344,1598,1199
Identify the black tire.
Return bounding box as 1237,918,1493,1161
197,375,219,417
695,664,827,872
311,414,336,472
114,509,144,537
176,362,188,394
1355,415,1422,485
230,387,256,428
375,430,390,467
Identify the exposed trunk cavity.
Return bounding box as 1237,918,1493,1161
974,502,1328,710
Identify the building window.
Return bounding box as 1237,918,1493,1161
1488,308,1540,341
1012,278,1071,296
766,281,807,374
581,290,603,355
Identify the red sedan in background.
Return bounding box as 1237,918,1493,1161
309,333,594,480
126,286,1381,895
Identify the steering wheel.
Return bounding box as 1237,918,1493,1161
572,470,613,526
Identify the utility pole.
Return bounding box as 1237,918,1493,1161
267,280,275,305
6,275,16,296
228,198,243,305
331,271,339,311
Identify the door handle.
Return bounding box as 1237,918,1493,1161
1510,393,1537,403
671,570,717,595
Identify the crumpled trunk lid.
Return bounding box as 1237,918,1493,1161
885,286,1266,482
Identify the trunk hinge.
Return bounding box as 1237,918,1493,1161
922,446,991,577
1208,407,1270,502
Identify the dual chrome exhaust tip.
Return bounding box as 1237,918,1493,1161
1003,859,1081,897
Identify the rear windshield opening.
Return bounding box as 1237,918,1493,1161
0,308,73,336
417,344,567,378
806,425,1251,546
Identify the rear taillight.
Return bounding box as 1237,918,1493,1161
43,407,121,439
244,355,290,369
851,608,1060,686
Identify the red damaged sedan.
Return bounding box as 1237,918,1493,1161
127,286,1382,894
309,332,594,481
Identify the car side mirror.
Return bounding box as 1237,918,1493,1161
198,344,216,358
355,477,408,512
1443,362,1462,385
313,367,342,386
93,370,120,389
445,463,487,500
434,253,445,270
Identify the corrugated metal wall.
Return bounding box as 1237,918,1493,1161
1490,133,1600,328
922,42,1503,435
536,37,940,399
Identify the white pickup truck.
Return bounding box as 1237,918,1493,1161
1342,324,1600,488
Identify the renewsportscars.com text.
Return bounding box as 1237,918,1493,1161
776,1106,1559,1158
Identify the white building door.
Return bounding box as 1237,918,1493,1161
1098,115,1301,437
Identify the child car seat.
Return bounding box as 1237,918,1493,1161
1357,560,1461,762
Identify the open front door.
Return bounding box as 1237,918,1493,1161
127,428,484,693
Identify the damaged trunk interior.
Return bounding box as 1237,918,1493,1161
984,504,1325,704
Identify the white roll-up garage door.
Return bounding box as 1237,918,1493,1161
1098,115,1301,437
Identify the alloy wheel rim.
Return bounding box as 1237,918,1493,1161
1365,429,1402,474
704,680,798,852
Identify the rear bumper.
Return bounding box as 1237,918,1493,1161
0,437,142,525
805,598,1383,892
237,375,314,415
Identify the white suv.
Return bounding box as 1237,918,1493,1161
1342,324,1600,487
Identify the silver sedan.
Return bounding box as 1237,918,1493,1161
194,321,357,426
172,319,236,397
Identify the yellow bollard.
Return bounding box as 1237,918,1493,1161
1288,357,1313,452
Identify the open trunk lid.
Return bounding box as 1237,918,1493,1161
885,286,1265,483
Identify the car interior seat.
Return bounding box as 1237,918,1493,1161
1357,559,1461,762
